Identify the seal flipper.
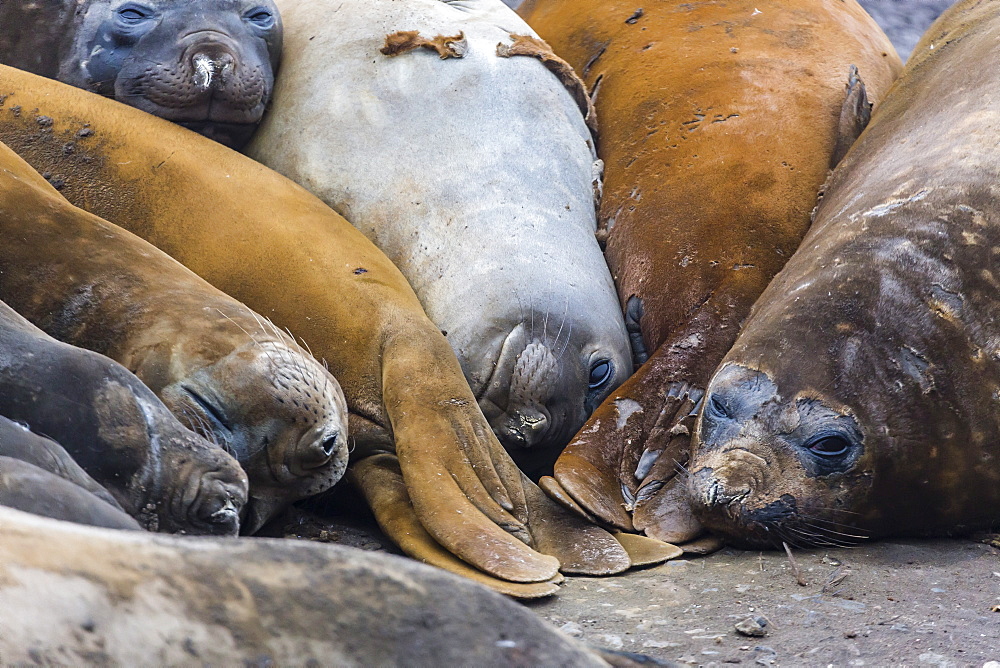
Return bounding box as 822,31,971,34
351,454,562,599
612,532,683,567
521,473,631,576
632,475,704,544
0,457,142,531
379,337,560,583
831,65,872,167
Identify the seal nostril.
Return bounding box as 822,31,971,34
321,434,338,457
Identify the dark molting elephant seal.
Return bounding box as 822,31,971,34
0,140,349,534
0,507,620,665
689,0,1000,548
0,299,248,535
247,0,631,471
518,0,902,542
0,0,281,148
0,65,637,595
0,457,142,531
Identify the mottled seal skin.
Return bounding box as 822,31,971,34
0,65,632,592
0,414,123,510
518,0,902,541
0,140,348,535
0,299,248,535
0,0,281,148
0,508,616,666
0,457,143,531
247,0,631,468
689,0,1000,549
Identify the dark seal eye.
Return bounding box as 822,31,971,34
117,4,152,23
245,7,276,28
589,360,613,389
807,435,851,458
707,395,730,420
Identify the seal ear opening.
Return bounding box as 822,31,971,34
831,64,872,167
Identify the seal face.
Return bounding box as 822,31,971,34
63,0,282,147
690,364,871,549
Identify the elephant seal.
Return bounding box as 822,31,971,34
518,0,902,540
0,507,629,666
0,457,142,531
0,65,633,593
0,299,248,535
0,414,123,510
688,0,1000,548
0,140,349,534
0,0,282,148
246,0,631,469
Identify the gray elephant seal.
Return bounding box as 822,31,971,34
0,299,248,536
0,0,281,148
689,0,1000,548
0,457,142,530
247,0,631,468
0,138,348,534
0,507,618,666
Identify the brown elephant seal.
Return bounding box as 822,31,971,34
0,457,142,531
0,140,349,534
518,0,902,541
0,507,641,666
0,65,633,593
0,298,248,535
0,0,281,148
247,0,631,470
0,414,123,510
688,0,1000,548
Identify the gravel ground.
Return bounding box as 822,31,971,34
502,0,958,61
269,502,1000,667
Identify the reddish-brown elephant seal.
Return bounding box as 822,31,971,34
689,0,1000,548
0,65,634,594
0,298,248,535
0,0,282,148
0,139,349,534
247,0,632,471
0,507,621,665
0,456,142,531
518,0,902,541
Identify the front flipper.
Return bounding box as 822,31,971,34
522,473,631,576
351,455,562,599
613,532,682,567
381,332,559,583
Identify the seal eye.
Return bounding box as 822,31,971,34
245,8,276,28
708,395,730,420
117,5,151,23
589,360,613,389
807,435,851,458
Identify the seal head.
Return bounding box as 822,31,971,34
145,335,349,534
65,0,282,148
690,363,871,550
475,317,629,472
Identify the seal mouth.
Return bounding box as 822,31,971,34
188,472,246,537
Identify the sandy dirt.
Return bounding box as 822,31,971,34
267,499,1000,667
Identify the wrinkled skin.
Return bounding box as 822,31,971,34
0,299,248,535
0,0,282,148
689,0,1000,548
0,140,348,535
0,65,633,594
518,0,901,541
247,0,631,470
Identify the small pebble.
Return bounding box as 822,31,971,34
735,616,768,637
